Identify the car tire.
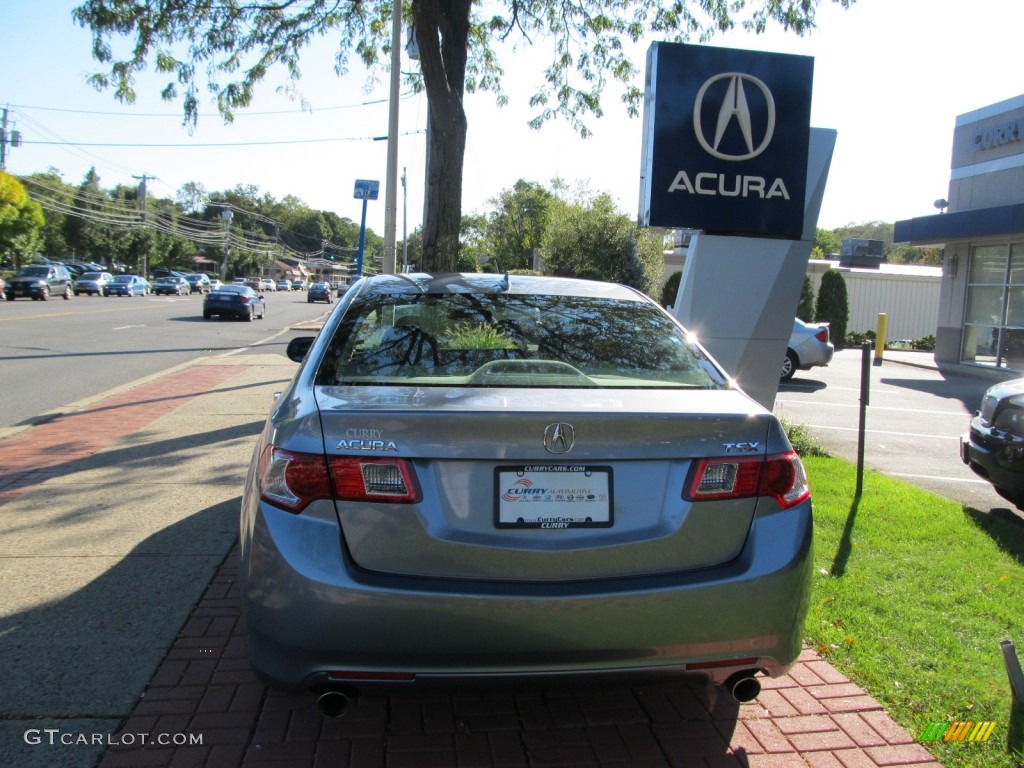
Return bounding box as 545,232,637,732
781,350,798,381
246,307,254,322
64,287,72,300
40,287,49,301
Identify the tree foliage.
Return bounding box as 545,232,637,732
487,180,555,272
0,171,45,268
72,0,853,272
815,269,849,346
16,168,383,278
813,227,840,259
542,190,663,296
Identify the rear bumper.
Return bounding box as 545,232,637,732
240,496,813,693
961,426,1024,495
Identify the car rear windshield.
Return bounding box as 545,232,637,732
315,292,725,389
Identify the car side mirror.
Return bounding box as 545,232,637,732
286,336,316,362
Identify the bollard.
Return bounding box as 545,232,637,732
874,312,888,366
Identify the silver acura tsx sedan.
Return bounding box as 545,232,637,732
239,272,812,715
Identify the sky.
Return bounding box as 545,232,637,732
4,0,1023,243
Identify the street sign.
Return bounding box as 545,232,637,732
354,179,380,200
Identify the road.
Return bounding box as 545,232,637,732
0,289,331,431
773,347,1020,514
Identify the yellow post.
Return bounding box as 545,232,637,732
874,312,888,364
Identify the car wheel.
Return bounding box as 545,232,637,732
64,287,72,300
40,287,49,301
781,350,798,381
246,307,254,322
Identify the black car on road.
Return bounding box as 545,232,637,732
5,264,73,301
203,285,266,321
307,282,333,304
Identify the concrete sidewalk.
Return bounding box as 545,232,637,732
0,355,942,768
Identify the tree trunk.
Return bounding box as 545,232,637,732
413,0,471,274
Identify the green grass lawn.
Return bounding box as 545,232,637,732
803,455,1024,768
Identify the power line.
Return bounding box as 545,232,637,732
21,130,425,148
5,94,415,118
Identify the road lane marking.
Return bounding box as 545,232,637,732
887,472,991,485
776,399,968,417
800,424,960,440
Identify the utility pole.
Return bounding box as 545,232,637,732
401,167,408,271
133,173,156,278
381,0,402,275
1,107,23,171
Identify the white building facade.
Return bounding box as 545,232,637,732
896,93,1024,370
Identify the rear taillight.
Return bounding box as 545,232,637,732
329,457,419,503
815,328,829,342
258,446,419,513
259,446,331,513
685,451,810,509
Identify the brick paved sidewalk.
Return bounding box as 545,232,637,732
0,358,944,768
98,546,942,768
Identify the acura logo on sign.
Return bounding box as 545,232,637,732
543,423,575,454
693,73,776,161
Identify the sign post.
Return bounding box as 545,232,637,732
353,179,380,277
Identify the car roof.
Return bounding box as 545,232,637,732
350,273,644,301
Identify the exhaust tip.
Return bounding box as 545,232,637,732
317,689,354,718
724,671,762,703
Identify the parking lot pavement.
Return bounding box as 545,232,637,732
0,356,942,768
775,347,1023,517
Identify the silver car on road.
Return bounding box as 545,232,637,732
240,273,812,715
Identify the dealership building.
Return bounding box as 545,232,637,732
895,93,1024,370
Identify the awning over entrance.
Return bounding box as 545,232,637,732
894,203,1024,246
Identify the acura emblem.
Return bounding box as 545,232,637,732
693,73,776,162
543,423,575,454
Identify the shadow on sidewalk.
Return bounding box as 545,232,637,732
0,499,241,768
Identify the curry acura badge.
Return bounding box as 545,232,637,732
543,423,575,454
694,73,776,162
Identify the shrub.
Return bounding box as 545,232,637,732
779,416,830,458
661,271,682,308
797,275,815,322
815,270,849,347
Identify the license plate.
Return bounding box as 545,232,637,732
495,465,612,529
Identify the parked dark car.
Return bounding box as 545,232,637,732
203,285,266,321
107,275,148,297
307,282,333,304
153,276,190,296
239,273,812,712
5,264,73,301
151,268,190,281
186,273,212,294
961,377,1024,508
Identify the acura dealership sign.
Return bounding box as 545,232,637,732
639,43,813,238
